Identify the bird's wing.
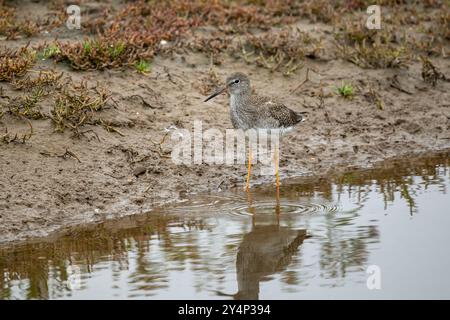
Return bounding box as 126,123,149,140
268,102,303,127
249,96,302,128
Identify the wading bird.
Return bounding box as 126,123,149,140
204,72,304,191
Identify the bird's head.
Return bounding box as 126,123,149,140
204,72,250,102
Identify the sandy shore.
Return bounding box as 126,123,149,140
1,1,449,243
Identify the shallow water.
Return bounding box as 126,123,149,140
1,154,450,300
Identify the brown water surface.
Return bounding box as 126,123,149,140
1,154,449,299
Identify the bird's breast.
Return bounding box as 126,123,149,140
230,95,243,129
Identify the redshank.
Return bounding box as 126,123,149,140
204,72,304,191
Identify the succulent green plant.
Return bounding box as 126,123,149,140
134,59,151,74
335,82,355,99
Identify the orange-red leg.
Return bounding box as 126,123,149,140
275,144,281,223
245,147,252,192
274,143,280,192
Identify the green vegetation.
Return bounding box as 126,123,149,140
1,0,449,145
335,83,355,99
40,45,60,60
134,59,151,74
0,65,119,138
109,41,126,59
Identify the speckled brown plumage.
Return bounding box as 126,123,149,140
234,94,303,130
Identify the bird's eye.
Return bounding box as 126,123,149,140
234,79,240,84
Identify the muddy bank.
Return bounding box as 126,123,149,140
1,1,450,243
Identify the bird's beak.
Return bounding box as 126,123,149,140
204,86,227,102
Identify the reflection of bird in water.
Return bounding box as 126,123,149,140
216,188,308,299
234,225,307,300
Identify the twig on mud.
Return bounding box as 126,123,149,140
106,126,125,136
104,172,126,179
150,132,171,158
217,179,226,190
110,96,121,109
364,87,384,110
138,83,161,99
290,68,311,93
144,183,153,192
99,120,125,136
40,147,82,162
57,148,81,163
390,75,413,95
78,129,101,142
164,66,177,85
150,147,171,158
130,94,156,109
20,117,34,143
163,66,185,86
150,131,169,146
315,80,325,109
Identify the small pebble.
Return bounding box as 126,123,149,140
133,166,147,177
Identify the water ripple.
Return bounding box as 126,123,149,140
229,201,340,217
165,194,340,217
